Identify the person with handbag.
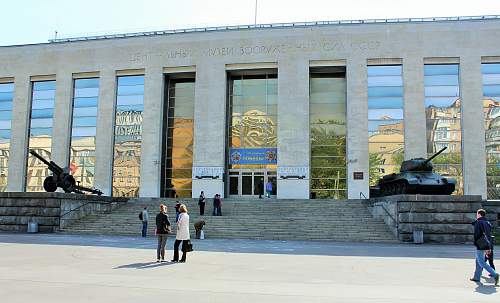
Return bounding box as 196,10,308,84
470,209,499,285
198,191,206,216
172,204,191,263
155,204,171,262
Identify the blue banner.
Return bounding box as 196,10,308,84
230,148,277,165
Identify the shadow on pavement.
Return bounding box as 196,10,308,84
474,282,498,295
0,233,476,259
114,261,177,269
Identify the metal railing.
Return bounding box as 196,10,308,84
48,15,500,43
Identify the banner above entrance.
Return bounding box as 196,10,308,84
230,148,277,165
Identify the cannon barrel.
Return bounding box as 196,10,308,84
29,150,63,175
424,147,447,164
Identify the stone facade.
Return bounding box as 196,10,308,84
1,18,500,199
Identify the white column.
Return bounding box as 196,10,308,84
94,69,116,196
139,66,164,197
460,55,487,198
191,62,226,198
277,57,310,199
346,58,369,199
6,74,30,191
51,71,73,167
403,56,427,159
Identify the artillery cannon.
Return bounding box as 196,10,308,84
29,150,103,195
370,147,456,197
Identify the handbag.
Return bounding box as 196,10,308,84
183,240,194,252
475,222,491,250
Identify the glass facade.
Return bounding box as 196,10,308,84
112,75,144,197
309,71,347,199
0,83,13,191
482,63,500,199
70,78,99,189
367,65,404,185
424,64,462,194
27,80,56,192
164,79,194,198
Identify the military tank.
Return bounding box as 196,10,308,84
371,147,456,197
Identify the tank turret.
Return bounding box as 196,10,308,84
370,147,456,197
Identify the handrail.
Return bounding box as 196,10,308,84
47,15,500,43
380,203,398,228
60,201,93,219
360,192,367,199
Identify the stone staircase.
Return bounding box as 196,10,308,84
59,198,397,242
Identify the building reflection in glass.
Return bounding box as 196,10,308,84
0,82,13,191
164,79,194,198
424,64,462,194
310,69,347,199
112,75,144,197
367,65,404,186
26,80,56,192
482,63,500,199
228,74,278,170
70,78,99,189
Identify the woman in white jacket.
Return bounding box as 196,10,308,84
172,204,190,263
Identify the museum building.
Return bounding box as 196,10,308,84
1,16,500,200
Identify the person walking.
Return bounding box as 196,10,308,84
486,235,496,272
140,206,149,237
155,204,171,262
470,209,499,285
265,181,273,198
214,194,222,216
172,204,190,263
198,191,206,216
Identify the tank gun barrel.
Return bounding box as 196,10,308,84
29,149,63,175
424,147,447,164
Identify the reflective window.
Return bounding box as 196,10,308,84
228,74,278,169
368,65,404,185
0,83,13,191
482,63,500,199
164,79,194,198
424,64,462,194
27,80,56,192
70,78,99,189
113,75,144,197
310,72,347,199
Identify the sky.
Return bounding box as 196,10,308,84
1,0,500,46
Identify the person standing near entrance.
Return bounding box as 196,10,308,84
172,204,190,263
155,204,171,262
140,206,149,237
213,194,222,216
265,181,273,198
198,191,206,216
470,209,499,285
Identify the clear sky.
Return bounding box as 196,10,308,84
1,0,500,46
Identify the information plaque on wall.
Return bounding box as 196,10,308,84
353,172,364,180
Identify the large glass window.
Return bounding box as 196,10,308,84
424,64,462,194
164,79,194,198
27,80,56,192
0,83,13,191
310,71,347,199
112,75,144,197
482,63,500,199
368,65,404,185
228,74,278,169
70,78,99,189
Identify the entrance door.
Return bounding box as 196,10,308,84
228,170,276,197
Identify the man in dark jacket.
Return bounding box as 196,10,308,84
470,209,499,285
155,204,171,262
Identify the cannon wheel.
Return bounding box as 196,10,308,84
62,174,76,193
43,176,57,192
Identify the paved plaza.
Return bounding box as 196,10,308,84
0,233,497,302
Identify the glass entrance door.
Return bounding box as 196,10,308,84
228,170,276,197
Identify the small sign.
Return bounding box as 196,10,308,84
353,172,364,180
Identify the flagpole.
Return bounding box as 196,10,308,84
254,0,258,25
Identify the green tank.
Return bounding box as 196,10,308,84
371,147,456,197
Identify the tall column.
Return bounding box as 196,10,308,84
346,58,369,199
139,66,164,197
403,56,427,159
6,74,30,192
51,71,73,167
94,69,116,196
277,57,310,199
191,62,226,198
460,55,487,198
